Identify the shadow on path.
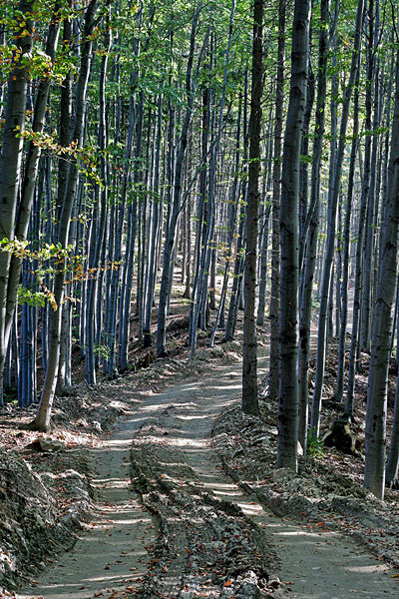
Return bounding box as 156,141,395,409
17,349,398,599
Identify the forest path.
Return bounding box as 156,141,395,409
17,346,397,599
16,412,157,599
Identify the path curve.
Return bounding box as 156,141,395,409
18,350,398,598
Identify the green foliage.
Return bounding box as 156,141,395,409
307,428,324,458
15,127,104,188
18,286,52,309
93,343,111,359
0,237,70,262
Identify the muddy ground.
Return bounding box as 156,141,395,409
1,330,399,598
213,337,399,569
0,341,243,596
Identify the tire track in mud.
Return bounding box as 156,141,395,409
17,343,399,599
127,354,399,599
16,415,157,599
16,354,276,599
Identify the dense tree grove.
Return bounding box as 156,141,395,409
3,0,399,501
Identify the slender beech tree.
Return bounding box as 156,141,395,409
335,76,359,406
3,4,62,367
210,97,242,346
364,48,399,501
86,17,112,385
242,0,264,415
224,68,248,343
143,95,163,347
276,0,310,470
156,4,205,357
268,0,285,401
298,0,335,452
191,0,236,356
0,1,35,401
360,0,380,354
32,0,99,430
310,0,364,436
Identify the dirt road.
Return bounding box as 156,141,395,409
17,352,398,598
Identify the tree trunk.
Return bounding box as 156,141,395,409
191,2,236,356
4,4,62,352
360,0,379,354
0,1,35,397
269,0,285,400
386,375,399,488
32,0,98,431
86,21,112,384
297,0,330,452
157,8,205,357
276,0,311,470
364,50,399,501
144,96,163,346
335,79,359,405
310,0,364,436
242,0,264,415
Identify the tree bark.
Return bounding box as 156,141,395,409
268,0,285,400
298,0,330,452
310,0,364,436
242,0,264,415
360,0,380,354
0,1,35,397
276,0,311,470
335,78,359,405
32,0,98,431
364,50,399,501
157,7,205,357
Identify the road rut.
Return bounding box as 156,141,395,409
18,353,398,598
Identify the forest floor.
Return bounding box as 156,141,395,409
1,319,399,597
